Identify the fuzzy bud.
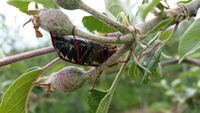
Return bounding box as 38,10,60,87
55,0,81,10
47,66,86,92
39,9,74,36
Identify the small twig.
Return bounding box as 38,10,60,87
0,47,56,67
182,0,200,17
104,32,123,37
42,57,61,73
74,28,133,44
164,0,200,20
161,59,200,67
161,22,179,47
98,52,131,113
109,52,131,92
79,1,129,34
34,57,61,85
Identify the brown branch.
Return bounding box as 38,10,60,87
184,0,200,16
164,0,200,20
0,47,56,67
161,58,200,67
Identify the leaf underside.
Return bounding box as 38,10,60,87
0,68,42,113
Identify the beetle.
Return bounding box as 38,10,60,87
50,33,117,66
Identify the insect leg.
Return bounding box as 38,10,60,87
72,26,82,64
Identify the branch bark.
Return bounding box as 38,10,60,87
161,58,200,67
79,1,130,33
74,28,133,44
0,47,56,67
183,0,200,16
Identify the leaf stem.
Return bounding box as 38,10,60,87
161,58,200,67
109,52,131,93
95,52,131,113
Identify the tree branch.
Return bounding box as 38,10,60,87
182,0,200,16
0,47,56,67
74,28,133,44
75,0,200,44
79,1,130,34
164,0,200,19
161,58,200,67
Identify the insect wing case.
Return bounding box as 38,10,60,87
53,36,116,66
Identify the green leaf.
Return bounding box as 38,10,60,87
37,0,58,9
147,17,173,35
141,0,160,20
178,18,200,60
105,0,127,17
160,30,172,41
7,0,31,13
176,20,193,35
142,50,161,83
142,0,149,4
88,89,108,113
0,68,42,113
128,61,141,79
96,53,128,113
96,92,112,113
11,62,28,73
7,0,58,13
82,16,117,33
128,61,144,85
176,0,192,4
